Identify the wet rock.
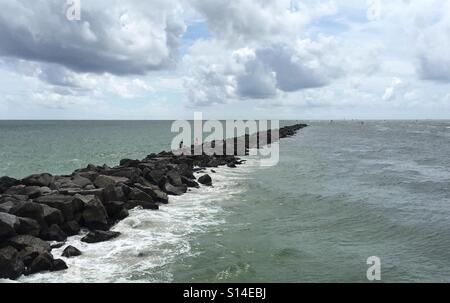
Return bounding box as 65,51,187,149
5,186,44,199
104,201,129,220
0,212,19,241
17,217,40,237
120,159,141,167
41,204,64,226
51,259,68,272
0,246,25,280
103,185,127,203
198,174,213,186
71,174,93,188
104,167,142,183
26,252,53,275
163,183,187,196
81,230,120,243
62,245,81,258
145,169,166,184
18,246,40,267
10,201,45,224
50,242,66,249
181,176,200,188
94,175,129,189
35,194,83,222
42,224,67,242
126,200,159,210
167,170,183,186
227,162,237,168
3,235,51,253
77,171,99,183
0,176,20,194
78,195,108,230
61,221,80,236
127,187,154,203
22,173,54,187
134,184,168,204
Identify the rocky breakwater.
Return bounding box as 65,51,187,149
0,123,307,280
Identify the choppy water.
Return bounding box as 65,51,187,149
1,120,450,282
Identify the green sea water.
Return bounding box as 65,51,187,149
2,120,450,283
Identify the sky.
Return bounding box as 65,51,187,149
0,0,449,120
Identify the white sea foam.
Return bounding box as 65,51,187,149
18,159,258,283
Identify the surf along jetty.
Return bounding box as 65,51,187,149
0,123,306,280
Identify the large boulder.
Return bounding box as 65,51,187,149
104,167,142,183
2,235,51,253
62,245,82,258
166,170,183,186
51,259,68,272
103,201,129,221
145,169,166,184
103,185,128,203
0,246,25,280
163,183,187,196
17,217,40,237
77,171,99,183
71,174,93,188
62,221,80,236
133,184,168,204
94,175,129,189
198,174,212,186
181,176,200,188
22,173,54,187
119,159,141,167
26,252,53,275
41,224,67,242
41,204,64,226
5,186,45,199
0,177,20,194
0,213,19,241
78,195,108,230
127,187,154,203
10,201,45,224
35,194,83,222
81,230,120,244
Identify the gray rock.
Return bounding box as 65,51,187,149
94,175,129,188
78,195,108,230
62,245,81,258
22,173,54,187
0,176,20,194
42,224,67,242
41,204,64,226
198,174,213,186
17,217,40,237
0,213,20,241
126,200,159,210
163,182,187,196
167,170,183,186
2,235,51,253
127,187,154,203
81,230,120,243
62,221,80,236
10,201,45,224
51,259,68,272
71,174,93,188
35,194,83,222
0,246,25,280
26,252,53,275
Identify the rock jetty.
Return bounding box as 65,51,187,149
0,123,307,280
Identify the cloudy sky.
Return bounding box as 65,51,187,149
0,0,449,119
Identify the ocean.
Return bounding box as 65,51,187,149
1,120,450,282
